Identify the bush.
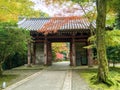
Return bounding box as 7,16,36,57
2,52,27,70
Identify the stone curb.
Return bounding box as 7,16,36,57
62,70,72,90
3,70,44,90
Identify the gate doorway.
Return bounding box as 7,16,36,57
51,42,70,66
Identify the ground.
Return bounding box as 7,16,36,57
0,62,120,90
0,65,44,90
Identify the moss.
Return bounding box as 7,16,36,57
78,67,120,90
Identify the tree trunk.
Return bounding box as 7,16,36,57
0,63,3,76
113,59,115,68
96,0,110,84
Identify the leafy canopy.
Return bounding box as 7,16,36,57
0,0,40,22
0,22,30,64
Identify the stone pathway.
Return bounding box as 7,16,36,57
12,70,66,90
4,61,89,90
72,70,90,90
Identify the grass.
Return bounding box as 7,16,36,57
0,65,45,90
0,75,18,89
77,67,120,90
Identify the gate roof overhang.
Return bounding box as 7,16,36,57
17,17,95,33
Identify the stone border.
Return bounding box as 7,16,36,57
4,70,44,90
62,70,72,90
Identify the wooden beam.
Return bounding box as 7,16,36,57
27,42,31,66
87,48,93,67
44,36,47,65
70,42,73,66
35,40,44,43
32,35,88,39
47,42,52,65
34,39,87,43
34,39,87,42
72,37,76,66
32,42,36,64
75,39,87,42
87,41,93,67
30,30,90,35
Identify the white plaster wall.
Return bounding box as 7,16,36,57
36,43,44,64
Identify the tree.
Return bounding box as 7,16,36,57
0,0,50,76
107,0,120,29
0,0,40,22
69,0,116,85
96,0,115,85
0,22,30,76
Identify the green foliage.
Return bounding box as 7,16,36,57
88,30,120,48
52,50,56,61
0,22,29,55
88,30,120,66
0,22,30,75
71,0,92,3
105,30,120,47
106,13,115,26
52,43,68,53
107,0,120,29
108,0,120,12
0,0,40,21
40,11,49,17
115,12,120,29
2,52,27,70
107,47,120,64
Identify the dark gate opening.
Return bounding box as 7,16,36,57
75,42,88,66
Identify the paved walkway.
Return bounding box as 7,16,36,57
4,61,89,90
4,62,71,90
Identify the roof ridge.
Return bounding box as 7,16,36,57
26,16,85,20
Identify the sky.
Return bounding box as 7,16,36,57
31,0,95,17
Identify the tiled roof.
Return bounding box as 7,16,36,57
18,17,95,31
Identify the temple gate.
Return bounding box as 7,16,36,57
18,17,95,66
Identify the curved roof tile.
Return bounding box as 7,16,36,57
18,17,95,31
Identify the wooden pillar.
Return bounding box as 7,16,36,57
87,48,93,67
32,42,36,65
70,42,73,66
44,36,47,65
47,42,52,66
27,42,31,66
72,37,76,66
